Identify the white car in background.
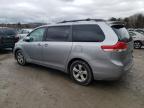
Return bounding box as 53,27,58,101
18,29,33,39
135,29,144,35
128,29,144,35
129,31,144,49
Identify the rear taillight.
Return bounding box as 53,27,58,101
101,42,128,52
15,35,19,43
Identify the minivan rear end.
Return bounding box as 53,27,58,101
69,21,133,81
0,28,18,49
111,24,133,70
90,22,134,80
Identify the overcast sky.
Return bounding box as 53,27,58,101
0,0,144,23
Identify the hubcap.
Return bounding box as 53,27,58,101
72,64,88,82
17,52,24,64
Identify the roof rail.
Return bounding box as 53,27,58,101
58,18,105,23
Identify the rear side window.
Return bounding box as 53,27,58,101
72,25,105,42
3,29,16,36
112,25,132,42
46,26,71,42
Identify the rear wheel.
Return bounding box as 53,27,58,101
134,41,142,49
15,50,26,66
70,60,93,85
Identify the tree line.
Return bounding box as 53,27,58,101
0,22,47,29
109,13,144,28
0,13,144,29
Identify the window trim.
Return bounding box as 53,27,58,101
71,24,105,42
44,25,72,42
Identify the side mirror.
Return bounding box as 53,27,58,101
23,37,33,42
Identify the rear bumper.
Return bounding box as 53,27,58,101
0,43,15,49
91,59,134,80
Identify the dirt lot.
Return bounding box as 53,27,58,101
0,49,144,108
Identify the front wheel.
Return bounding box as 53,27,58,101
15,50,26,66
70,60,93,85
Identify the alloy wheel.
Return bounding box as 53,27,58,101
16,51,25,65
134,42,141,49
72,64,88,82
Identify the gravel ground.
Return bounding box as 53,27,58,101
0,49,144,108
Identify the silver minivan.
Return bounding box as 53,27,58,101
14,19,134,85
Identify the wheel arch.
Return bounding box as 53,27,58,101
14,48,22,59
134,40,142,44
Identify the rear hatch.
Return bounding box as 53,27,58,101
0,28,17,45
111,24,133,67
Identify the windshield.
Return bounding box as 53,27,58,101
135,30,144,35
112,25,132,42
129,32,136,37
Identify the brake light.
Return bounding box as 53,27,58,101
15,35,19,43
101,42,128,52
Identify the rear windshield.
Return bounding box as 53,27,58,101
112,25,132,42
0,29,16,36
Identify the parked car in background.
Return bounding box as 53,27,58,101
0,27,19,50
18,29,33,39
135,29,144,35
129,31,144,49
14,19,133,85
128,29,144,35
128,29,135,32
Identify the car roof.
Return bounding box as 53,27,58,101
131,31,143,35
40,21,105,27
0,27,15,30
36,19,125,29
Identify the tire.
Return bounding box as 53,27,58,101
11,47,14,52
15,50,26,66
69,60,93,86
134,41,142,49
